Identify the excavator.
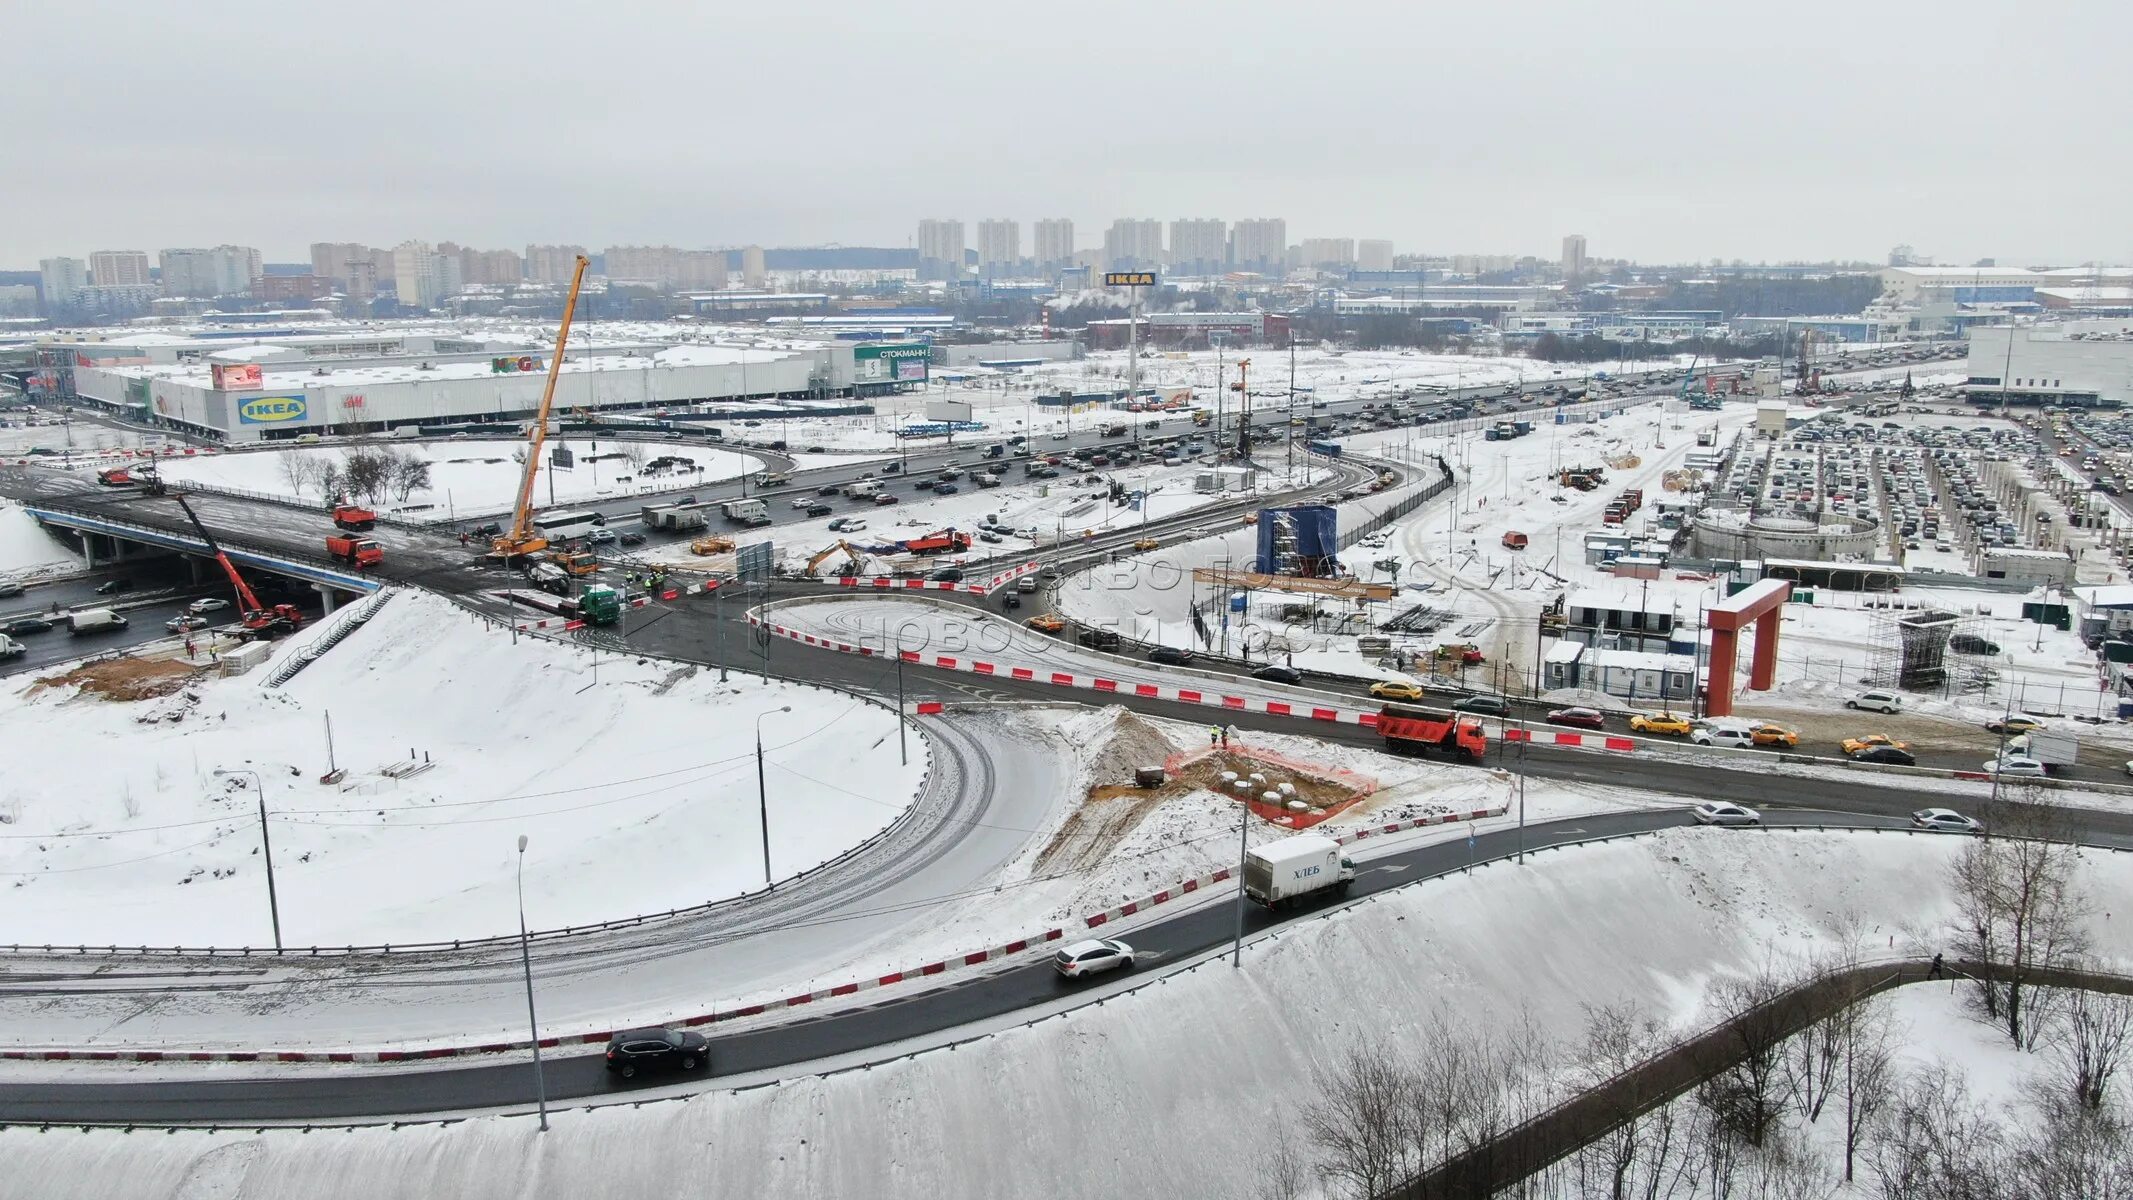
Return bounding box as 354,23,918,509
491,254,590,562
171,494,305,639
804,540,865,577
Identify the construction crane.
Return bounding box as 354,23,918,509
171,494,305,638
492,254,591,560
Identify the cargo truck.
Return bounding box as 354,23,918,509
1306,440,1343,457
841,480,882,499
68,608,129,635
331,504,377,531
641,502,711,532
721,499,771,526
325,534,383,569
2012,728,2079,775
1375,702,1488,760
1244,834,1356,911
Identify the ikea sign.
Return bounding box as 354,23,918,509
237,395,308,425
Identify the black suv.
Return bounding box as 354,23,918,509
805,503,833,517
1147,645,1193,666
605,1026,711,1078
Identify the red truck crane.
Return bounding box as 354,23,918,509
1374,703,1488,761
171,494,305,639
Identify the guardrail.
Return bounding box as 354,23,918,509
25,502,382,594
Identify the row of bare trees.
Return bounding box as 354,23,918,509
280,447,433,507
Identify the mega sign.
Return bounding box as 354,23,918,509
855,342,930,384
237,395,309,424
210,362,263,391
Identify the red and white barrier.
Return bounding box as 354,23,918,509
817,560,1040,597
1502,728,1638,753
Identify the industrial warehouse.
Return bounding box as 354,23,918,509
34,325,933,442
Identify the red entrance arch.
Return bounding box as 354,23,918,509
1704,579,1790,718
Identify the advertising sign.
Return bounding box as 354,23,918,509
237,395,308,425
855,342,930,385
211,363,263,391
923,399,973,423
550,446,575,469
1104,271,1158,287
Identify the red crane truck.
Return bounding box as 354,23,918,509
171,494,305,639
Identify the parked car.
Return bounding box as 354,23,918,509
1984,715,2049,735
1546,707,1606,730
1053,938,1136,979
1983,755,2047,778
1148,645,1194,666
1369,680,1427,701
1628,712,1692,736
1251,665,1304,685
1850,744,1917,766
1691,725,1755,749
603,1027,711,1078
1025,613,1065,633
1747,723,1799,748
0,581,23,598
977,530,1002,543
1452,694,1508,716
1692,801,1762,827
1000,592,1021,610
1845,689,1903,714
93,578,133,595
927,567,964,582
1911,808,1984,834
189,597,231,614
587,527,618,545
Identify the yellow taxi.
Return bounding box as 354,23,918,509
1024,613,1066,634
1841,733,1909,755
1749,723,1799,748
1628,712,1694,736
1369,680,1427,702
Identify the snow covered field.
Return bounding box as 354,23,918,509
0,590,923,947
17,827,2127,1200
0,501,83,578
153,438,758,521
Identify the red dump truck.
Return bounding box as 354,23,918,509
326,534,384,569
1501,530,1529,550
1375,703,1488,761
332,504,377,531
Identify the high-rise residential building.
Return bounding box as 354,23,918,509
976,219,1020,275
1357,239,1395,272
158,245,261,297
741,246,766,289
87,250,151,288
916,219,965,280
390,240,440,309
603,245,684,284
676,250,726,290
458,247,524,287
1033,218,1074,270
1102,219,1163,271
1168,219,1226,274
38,257,86,311
308,242,376,287
1228,219,1286,272
1299,238,1357,269
345,258,376,307
1561,234,1588,280
523,244,590,284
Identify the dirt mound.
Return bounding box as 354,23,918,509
29,657,197,703
1085,709,1180,788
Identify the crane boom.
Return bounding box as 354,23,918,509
495,254,590,558
172,493,267,614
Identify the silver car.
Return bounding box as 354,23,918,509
1692,802,1762,827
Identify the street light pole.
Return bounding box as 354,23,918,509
516,834,550,1133
894,634,909,766
756,705,792,887
715,580,728,683
215,769,280,951
1231,786,1251,969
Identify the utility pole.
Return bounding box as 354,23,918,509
1127,286,1141,449
1231,791,1251,968
1286,334,1297,477
1233,359,1251,462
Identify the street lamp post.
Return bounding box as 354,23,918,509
214,768,281,951
756,706,793,887
516,834,550,1132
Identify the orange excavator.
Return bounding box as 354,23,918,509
172,494,305,639
491,254,591,561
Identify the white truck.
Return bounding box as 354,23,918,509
1244,833,1356,911
721,498,771,526
2013,727,2080,775
841,480,882,499
0,633,22,658
68,608,128,635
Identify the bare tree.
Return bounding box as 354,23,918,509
2007,1075,2133,1200
314,460,345,506
1867,1065,2008,1200
1839,995,1898,1184
1700,968,1795,1147
1304,1044,1420,1198
279,453,321,501
1951,799,2090,1048
1568,1001,1694,1200
2052,985,2133,1114
388,450,432,503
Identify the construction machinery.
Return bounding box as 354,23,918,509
332,503,377,531
170,494,305,639
689,533,736,556
903,529,972,556
804,540,865,577
325,533,384,569
551,549,600,576
491,254,590,561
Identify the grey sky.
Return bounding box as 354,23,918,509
12,0,2129,268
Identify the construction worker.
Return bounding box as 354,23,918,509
1219,726,1230,750
1209,726,1220,748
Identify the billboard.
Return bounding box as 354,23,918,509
237,395,308,425
211,363,263,391
1104,271,1158,287
854,342,930,385
924,399,973,423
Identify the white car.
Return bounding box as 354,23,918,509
1912,808,1984,834
1049,431,1070,441
1983,755,2046,778
1692,802,1762,827
165,614,207,633
790,497,816,510
1846,689,1903,714
189,598,231,615
1052,938,1136,979
1691,725,1755,749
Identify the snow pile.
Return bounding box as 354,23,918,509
0,502,82,577
17,829,2129,1199
0,591,924,947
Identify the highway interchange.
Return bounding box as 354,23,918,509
6,361,2133,1126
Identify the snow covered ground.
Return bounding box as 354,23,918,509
152,438,758,522
15,827,2128,1200
0,501,84,578
0,590,923,947
0,414,165,459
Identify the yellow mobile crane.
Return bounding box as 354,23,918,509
492,254,590,560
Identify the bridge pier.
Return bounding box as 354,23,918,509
314,583,339,616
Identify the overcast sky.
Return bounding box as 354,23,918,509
12,0,2129,269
